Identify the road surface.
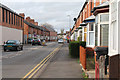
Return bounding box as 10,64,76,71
2,42,61,78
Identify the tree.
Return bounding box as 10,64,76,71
60,28,64,39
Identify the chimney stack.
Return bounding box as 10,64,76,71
19,13,25,19
26,17,31,22
30,19,34,24
35,22,38,26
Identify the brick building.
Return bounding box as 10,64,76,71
41,24,57,41
21,15,49,43
0,3,24,45
70,0,110,78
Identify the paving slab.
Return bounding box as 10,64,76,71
40,43,83,78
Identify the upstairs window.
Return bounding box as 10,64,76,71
14,14,15,25
11,13,13,24
6,10,7,23
21,18,22,27
2,9,4,22
9,11,10,24
100,14,109,22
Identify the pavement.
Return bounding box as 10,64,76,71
40,43,83,78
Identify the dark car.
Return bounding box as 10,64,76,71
3,40,23,51
32,39,41,45
27,38,33,44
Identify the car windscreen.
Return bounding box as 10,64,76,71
6,40,16,44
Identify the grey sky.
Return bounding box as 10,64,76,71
0,0,85,33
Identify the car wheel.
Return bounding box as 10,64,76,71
4,48,6,52
21,46,23,50
16,47,20,51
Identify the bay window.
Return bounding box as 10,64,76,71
95,13,109,46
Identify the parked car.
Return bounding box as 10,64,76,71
3,40,23,51
27,38,33,44
58,39,64,43
32,39,41,45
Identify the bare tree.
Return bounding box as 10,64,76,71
60,28,64,39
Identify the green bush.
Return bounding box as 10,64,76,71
79,41,86,48
69,41,86,58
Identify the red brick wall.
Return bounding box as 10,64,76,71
0,7,24,30
80,46,86,70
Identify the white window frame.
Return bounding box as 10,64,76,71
109,0,119,56
82,27,84,41
96,13,109,46
86,23,95,48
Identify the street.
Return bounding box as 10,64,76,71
2,42,62,78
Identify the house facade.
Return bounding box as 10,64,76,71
0,3,24,45
109,0,120,78
70,0,111,78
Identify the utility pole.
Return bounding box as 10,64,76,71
67,15,71,41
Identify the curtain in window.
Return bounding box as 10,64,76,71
100,24,109,46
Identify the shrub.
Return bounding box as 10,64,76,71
69,41,86,58
79,41,86,48
69,41,80,58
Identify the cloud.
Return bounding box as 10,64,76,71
0,1,85,33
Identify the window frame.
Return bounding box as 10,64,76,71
96,13,109,46
86,23,95,47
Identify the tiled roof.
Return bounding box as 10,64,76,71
24,20,48,31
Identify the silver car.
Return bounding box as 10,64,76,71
58,39,64,43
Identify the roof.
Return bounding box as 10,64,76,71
92,1,109,12
0,3,24,18
24,20,48,31
80,22,87,26
84,15,95,22
44,25,55,32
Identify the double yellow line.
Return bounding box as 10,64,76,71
21,46,61,80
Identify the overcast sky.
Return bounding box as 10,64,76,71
0,0,85,33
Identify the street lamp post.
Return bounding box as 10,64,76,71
67,15,71,41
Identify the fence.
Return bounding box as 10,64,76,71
80,46,86,70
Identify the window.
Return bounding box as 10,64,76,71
100,0,102,4
89,23,94,31
100,14,109,22
11,13,13,24
89,32,94,45
9,11,10,24
87,23,95,46
95,24,98,46
18,17,20,26
112,21,117,50
6,10,7,23
2,9,4,22
94,0,96,7
16,15,17,25
100,24,109,46
14,14,15,25
21,18,22,27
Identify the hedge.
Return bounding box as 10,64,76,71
69,41,86,58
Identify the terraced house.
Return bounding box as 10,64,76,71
22,15,49,43
0,3,24,45
70,0,119,78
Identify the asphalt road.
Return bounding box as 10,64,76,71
2,42,60,78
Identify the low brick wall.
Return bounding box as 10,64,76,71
80,46,86,70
